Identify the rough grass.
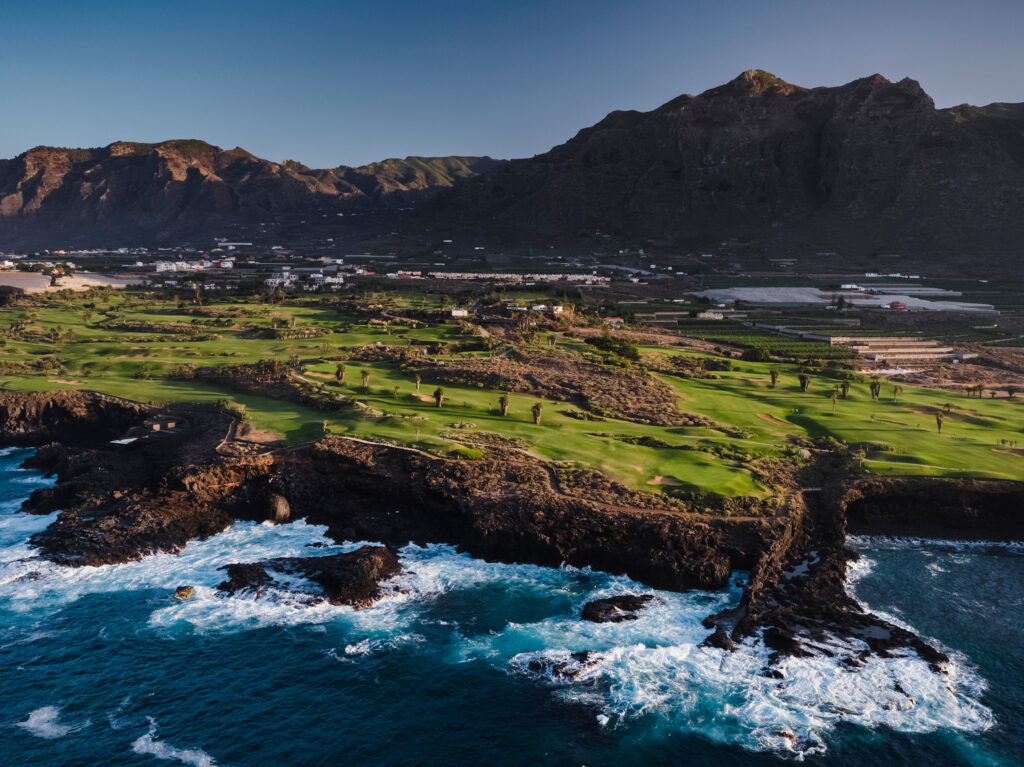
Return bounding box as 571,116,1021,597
4,295,1024,496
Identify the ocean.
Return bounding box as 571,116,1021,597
1,445,1021,766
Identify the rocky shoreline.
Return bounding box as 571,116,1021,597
3,389,1022,673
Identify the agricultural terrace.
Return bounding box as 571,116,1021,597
1,291,1023,502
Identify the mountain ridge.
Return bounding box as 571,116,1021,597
1,70,1022,269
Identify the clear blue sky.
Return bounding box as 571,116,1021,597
2,0,1021,167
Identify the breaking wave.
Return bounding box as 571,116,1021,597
15,706,87,740
132,718,218,766
0,450,1002,759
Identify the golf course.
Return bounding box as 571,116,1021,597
3,289,1023,500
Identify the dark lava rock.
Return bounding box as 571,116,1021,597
173,585,194,600
702,624,738,652
217,563,274,596
527,651,601,679
217,545,402,608
581,594,654,623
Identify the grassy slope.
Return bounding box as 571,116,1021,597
3,296,1022,496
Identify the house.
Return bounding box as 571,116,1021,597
695,310,724,320
605,317,625,327
889,301,908,312
450,309,469,318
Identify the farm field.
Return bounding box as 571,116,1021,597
2,292,1023,500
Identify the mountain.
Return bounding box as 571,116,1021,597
1,70,1022,267
0,140,497,246
433,70,1024,260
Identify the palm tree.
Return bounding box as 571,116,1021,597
361,370,370,389
869,378,881,401
893,384,903,401
393,385,401,399
936,411,944,434
415,373,421,393
433,387,445,407
798,373,811,393
335,363,345,384
840,380,851,399
831,387,839,414
498,393,510,417
769,369,779,388
532,402,543,424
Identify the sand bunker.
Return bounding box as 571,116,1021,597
757,413,790,426
647,475,684,486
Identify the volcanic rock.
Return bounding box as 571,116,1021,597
216,546,402,607
581,594,654,623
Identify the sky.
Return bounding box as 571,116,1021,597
1,0,1022,167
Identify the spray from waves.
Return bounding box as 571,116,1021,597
0,455,999,759
15,706,88,739
132,718,218,766
847,534,1024,553
392,546,993,758
0,517,346,615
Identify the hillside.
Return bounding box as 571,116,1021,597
0,140,495,246
1,70,1023,266
435,70,1024,260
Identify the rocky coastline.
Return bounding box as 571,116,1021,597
3,389,1022,673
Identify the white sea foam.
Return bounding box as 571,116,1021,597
0,467,999,758
0,518,342,615
15,706,87,739
847,534,1024,553
131,718,218,766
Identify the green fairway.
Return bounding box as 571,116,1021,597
3,292,1023,498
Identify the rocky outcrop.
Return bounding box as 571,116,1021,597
839,477,1024,540
216,545,402,607
581,595,654,623
21,401,245,566
0,390,149,445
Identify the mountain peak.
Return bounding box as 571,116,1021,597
703,69,804,99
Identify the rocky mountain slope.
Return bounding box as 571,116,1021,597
0,140,495,245
437,70,1024,257
1,70,1022,261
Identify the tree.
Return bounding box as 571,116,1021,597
798,373,811,393
433,387,445,407
415,373,421,393
335,363,345,384
831,387,839,414
531,402,543,424
840,380,851,399
1008,386,1019,399
893,384,903,401
361,370,370,389
393,385,401,399
869,378,882,401
935,411,944,434
769,369,779,388
498,393,510,417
